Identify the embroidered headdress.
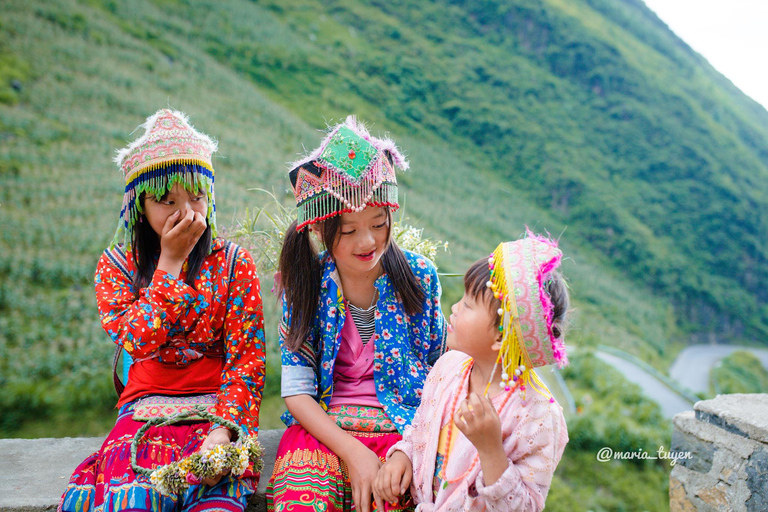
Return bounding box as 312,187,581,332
288,116,408,231
111,109,217,249
487,232,567,400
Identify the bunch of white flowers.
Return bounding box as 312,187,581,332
150,463,186,497
392,222,448,267
147,436,264,497
227,190,449,276
236,437,259,475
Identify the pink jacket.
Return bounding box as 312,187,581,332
389,351,568,511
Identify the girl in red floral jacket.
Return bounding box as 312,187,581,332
58,109,266,512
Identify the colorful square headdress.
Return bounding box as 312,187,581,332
288,116,408,231
111,109,218,249
487,233,567,400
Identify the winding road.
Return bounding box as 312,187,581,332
669,345,768,395
510,345,768,421
589,345,768,419
595,351,694,419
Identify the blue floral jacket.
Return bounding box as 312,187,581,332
280,250,447,433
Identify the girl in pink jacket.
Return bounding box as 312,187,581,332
374,234,570,511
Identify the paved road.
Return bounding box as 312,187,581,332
595,351,694,419
669,345,768,395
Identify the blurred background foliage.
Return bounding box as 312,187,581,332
710,351,768,396
2,0,768,508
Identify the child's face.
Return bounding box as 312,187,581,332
447,292,500,359
142,182,208,238
328,206,390,278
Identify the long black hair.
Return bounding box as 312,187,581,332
131,192,212,295
278,207,426,352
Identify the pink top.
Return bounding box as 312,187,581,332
389,350,568,512
329,305,380,407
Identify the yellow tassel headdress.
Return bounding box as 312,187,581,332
485,233,567,401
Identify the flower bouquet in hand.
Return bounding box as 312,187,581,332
131,407,264,497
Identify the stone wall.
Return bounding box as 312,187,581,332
670,394,768,511
0,430,284,512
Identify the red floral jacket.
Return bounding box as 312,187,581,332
94,238,266,435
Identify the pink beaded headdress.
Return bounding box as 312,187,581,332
288,116,408,231
111,109,217,249
486,232,567,400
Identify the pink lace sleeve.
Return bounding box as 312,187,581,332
387,351,456,463
389,425,415,463
475,397,568,512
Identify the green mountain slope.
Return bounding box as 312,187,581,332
1,0,767,507
221,0,768,341
3,0,766,423
89,0,768,341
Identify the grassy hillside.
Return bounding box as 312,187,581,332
711,351,768,395
2,0,768,508
234,0,768,342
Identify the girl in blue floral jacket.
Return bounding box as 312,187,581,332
266,117,446,512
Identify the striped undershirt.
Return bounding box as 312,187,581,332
347,302,376,345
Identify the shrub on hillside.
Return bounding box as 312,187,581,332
562,352,669,466
711,350,768,394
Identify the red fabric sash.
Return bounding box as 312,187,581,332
117,356,224,408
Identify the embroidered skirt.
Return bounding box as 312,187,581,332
266,405,413,511
58,403,256,512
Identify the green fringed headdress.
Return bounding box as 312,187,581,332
289,116,408,231
111,109,217,250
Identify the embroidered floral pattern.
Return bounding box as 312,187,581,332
279,250,447,433
95,239,266,435
327,405,397,433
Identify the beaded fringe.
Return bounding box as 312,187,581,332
297,182,398,231
294,136,401,230
111,162,216,250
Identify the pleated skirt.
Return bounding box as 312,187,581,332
57,403,256,512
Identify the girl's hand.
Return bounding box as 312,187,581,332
453,392,503,455
344,443,383,512
157,209,207,276
198,427,233,487
373,450,412,510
